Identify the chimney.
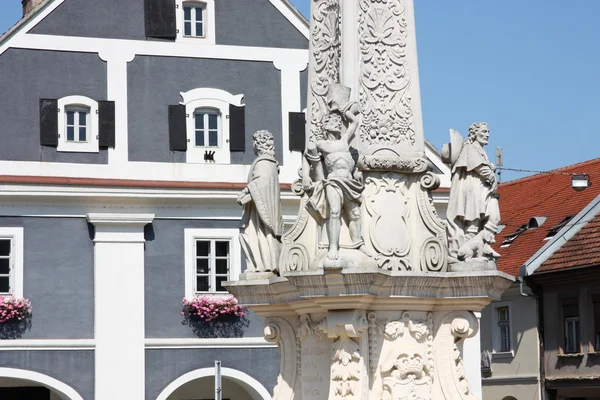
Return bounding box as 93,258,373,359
22,0,45,16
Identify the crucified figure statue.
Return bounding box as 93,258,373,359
303,85,370,261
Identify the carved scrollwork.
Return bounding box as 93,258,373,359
358,0,415,147
435,311,479,400
419,171,441,190
420,237,446,272
283,244,310,273
309,0,341,142
331,335,361,398
358,154,429,172
264,318,299,400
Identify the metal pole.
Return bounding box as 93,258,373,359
215,360,222,400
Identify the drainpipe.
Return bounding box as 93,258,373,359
524,274,546,400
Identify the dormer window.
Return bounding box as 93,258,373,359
183,2,205,37
176,0,215,43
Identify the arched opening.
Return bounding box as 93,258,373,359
502,397,518,400
0,368,84,400
157,367,272,400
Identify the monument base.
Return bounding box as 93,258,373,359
224,268,513,400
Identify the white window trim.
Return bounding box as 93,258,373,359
184,228,241,299
491,301,514,357
176,0,216,44
0,228,24,298
180,88,244,165
57,95,99,153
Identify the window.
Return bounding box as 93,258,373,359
491,302,512,355
0,228,23,298
545,215,574,240
594,298,600,351
194,109,220,148
176,0,215,44
183,3,205,37
65,106,89,143
563,300,580,354
194,239,230,293
184,228,241,298
497,307,511,352
178,88,245,164
57,95,99,153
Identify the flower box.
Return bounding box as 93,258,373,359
0,296,32,323
182,296,245,322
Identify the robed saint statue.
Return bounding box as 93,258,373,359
238,130,283,273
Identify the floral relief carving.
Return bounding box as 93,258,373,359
309,0,341,142
331,334,361,398
358,0,415,147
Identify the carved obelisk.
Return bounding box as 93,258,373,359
225,1,513,399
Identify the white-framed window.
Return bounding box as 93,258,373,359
179,88,245,164
0,228,24,298
491,301,513,355
184,228,241,298
183,2,205,37
176,0,215,44
57,95,99,153
193,109,221,148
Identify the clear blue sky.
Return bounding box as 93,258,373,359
1,1,599,182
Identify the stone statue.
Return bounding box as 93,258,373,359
238,130,283,274
302,83,369,261
445,122,501,262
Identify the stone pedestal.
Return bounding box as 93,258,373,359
225,268,513,400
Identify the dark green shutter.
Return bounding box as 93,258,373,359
169,105,187,151
289,112,306,152
229,104,246,152
39,98,58,147
98,101,115,148
144,0,176,39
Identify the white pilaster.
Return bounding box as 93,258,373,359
87,213,154,400
273,59,308,184
463,311,482,397
98,51,136,167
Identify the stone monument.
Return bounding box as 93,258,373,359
226,1,513,399
442,123,501,272
238,130,283,278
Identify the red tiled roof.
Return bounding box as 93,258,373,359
536,213,600,273
492,158,600,277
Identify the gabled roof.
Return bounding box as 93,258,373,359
536,212,600,273
491,158,600,277
0,0,309,46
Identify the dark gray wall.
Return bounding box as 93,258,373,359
128,56,282,165
0,350,94,400
145,219,265,338
0,217,94,339
0,49,108,164
30,0,146,40
216,0,308,49
146,348,278,400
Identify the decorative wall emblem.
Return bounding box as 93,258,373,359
309,0,341,142
358,0,415,147
376,312,435,400
365,173,411,270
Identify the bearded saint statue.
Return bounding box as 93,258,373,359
238,130,283,273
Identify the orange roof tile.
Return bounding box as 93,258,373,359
492,158,600,277
537,213,600,273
